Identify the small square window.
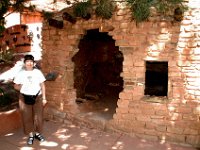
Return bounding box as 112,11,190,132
145,61,168,96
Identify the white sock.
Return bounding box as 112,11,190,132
29,132,34,137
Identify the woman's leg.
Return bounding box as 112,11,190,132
33,96,43,133
19,94,34,135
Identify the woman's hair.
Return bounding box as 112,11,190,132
24,54,34,63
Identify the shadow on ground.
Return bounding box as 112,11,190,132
0,120,197,150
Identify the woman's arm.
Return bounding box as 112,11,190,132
14,84,22,91
40,82,46,99
40,82,47,106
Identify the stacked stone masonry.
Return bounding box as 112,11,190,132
41,0,200,147
0,11,43,54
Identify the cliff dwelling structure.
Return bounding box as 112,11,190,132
1,0,200,147
41,0,200,147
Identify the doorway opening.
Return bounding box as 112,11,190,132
145,61,168,96
72,29,123,120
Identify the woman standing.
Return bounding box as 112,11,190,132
13,54,47,145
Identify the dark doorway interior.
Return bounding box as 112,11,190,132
145,61,168,96
72,29,123,120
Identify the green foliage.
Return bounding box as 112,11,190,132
73,0,115,20
12,0,27,12
95,0,114,19
126,0,186,23
0,88,12,107
127,0,152,23
0,0,34,15
0,25,5,36
73,0,92,19
0,1,10,16
42,10,54,20
0,0,10,34
0,83,19,108
0,92,10,107
0,88,5,106
0,48,14,62
152,0,186,14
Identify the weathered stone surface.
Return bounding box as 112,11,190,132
40,0,200,147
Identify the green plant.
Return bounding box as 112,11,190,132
0,48,14,63
42,10,54,20
0,25,5,36
73,0,92,20
0,0,9,35
126,0,187,24
0,88,5,106
0,88,11,107
152,0,186,14
95,0,114,19
127,0,152,23
0,83,19,109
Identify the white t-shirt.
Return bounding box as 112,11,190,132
13,68,46,95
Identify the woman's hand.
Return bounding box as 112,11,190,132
42,99,47,107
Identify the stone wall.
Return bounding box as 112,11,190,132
0,24,31,53
0,11,43,54
41,0,200,147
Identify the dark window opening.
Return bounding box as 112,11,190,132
145,61,168,96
